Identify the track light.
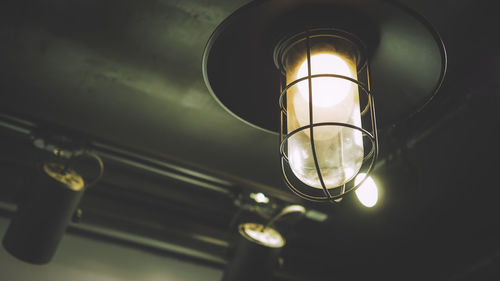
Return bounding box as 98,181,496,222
222,205,305,281
222,225,283,281
2,151,103,264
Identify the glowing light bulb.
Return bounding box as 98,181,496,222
287,52,363,189
296,53,353,108
354,173,378,207
239,223,285,248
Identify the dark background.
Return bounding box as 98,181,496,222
0,0,499,280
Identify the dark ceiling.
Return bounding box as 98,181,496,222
0,0,499,280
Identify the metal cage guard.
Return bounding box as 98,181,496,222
278,29,379,202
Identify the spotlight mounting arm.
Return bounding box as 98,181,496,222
32,133,86,159
261,205,306,230
30,135,104,189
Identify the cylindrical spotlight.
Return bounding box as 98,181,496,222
222,223,285,281
2,162,85,264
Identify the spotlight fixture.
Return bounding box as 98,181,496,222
222,224,283,281
237,204,306,249
2,151,103,264
222,223,284,281
223,205,305,281
203,0,446,201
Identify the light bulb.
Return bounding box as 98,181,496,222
296,53,353,108
239,223,285,248
287,52,363,189
354,173,378,207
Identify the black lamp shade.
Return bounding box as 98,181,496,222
2,162,85,264
203,0,446,133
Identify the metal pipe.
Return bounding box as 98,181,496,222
0,201,228,267
0,112,302,203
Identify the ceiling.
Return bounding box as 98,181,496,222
0,0,499,280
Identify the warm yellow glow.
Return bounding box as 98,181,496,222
287,51,363,189
296,53,354,108
354,173,378,207
239,223,285,248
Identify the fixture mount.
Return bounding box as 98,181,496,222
203,0,446,201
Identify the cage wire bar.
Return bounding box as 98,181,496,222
277,29,378,202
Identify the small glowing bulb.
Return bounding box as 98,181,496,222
354,173,378,207
250,192,269,204
239,223,285,248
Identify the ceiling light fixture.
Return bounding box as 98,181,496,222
238,204,306,248
223,223,283,281
203,0,446,202
224,205,305,281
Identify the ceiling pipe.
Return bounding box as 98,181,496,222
0,201,228,267
0,112,302,203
